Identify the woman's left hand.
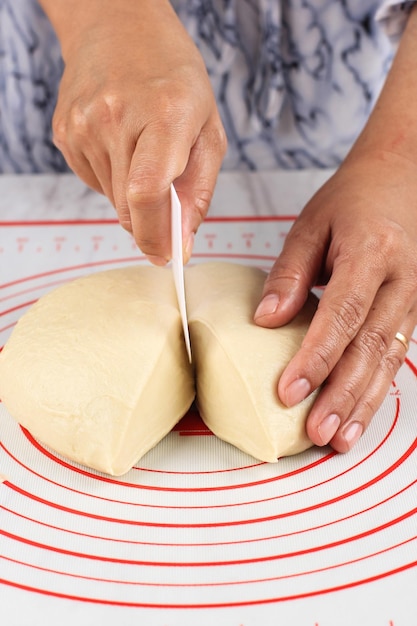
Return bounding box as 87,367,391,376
254,152,417,452
255,4,417,453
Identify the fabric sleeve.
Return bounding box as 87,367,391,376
375,1,416,44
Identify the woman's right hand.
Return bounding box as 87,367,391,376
40,0,227,263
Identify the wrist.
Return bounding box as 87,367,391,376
38,0,178,61
345,5,417,168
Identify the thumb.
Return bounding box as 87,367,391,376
126,125,193,264
254,214,329,328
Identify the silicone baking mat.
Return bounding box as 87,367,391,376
1,217,416,626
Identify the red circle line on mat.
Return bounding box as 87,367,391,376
1,395,396,513
1,441,338,510
2,474,416,548
21,427,335,491
0,215,296,227
16,385,399,497
19,378,402,491
1,505,417,568
3,424,416,530
0,558,416,608
1,533,416,588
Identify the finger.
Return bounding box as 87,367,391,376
52,105,111,199
328,319,414,452
254,211,329,328
108,138,136,234
54,118,117,204
303,277,415,444
55,142,105,197
126,123,194,262
80,151,115,206
174,114,227,263
306,306,416,451
277,251,388,408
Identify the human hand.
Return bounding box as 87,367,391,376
254,153,417,452
48,0,226,263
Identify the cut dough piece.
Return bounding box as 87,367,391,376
0,266,195,475
186,262,318,462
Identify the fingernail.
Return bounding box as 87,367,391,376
254,294,279,319
318,413,341,445
343,421,363,449
146,255,169,267
284,377,311,406
184,232,195,262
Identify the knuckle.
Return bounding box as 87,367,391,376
365,220,416,276
85,91,126,129
355,397,378,424
56,92,126,145
126,178,162,206
382,219,410,250
207,120,228,157
364,220,401,258
267,259,309,289
68,105,91,139
99,92,125,126
217,126,228,156
358,327,389,362
116,205,132,233
381,349,406,379
340,381,361,408
383,227,402,256
52,114,68,148
119,217,132,233
308,344,334,380
193,185,214,220
370,228,395,257
326,293,365,340
150,90,194,134
135,235,167,257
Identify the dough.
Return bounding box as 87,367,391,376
186,262,318,462
0,261,318,474
0,266,195,475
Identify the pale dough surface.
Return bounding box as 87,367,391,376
186,262,318,462
0,266,194,475
0,262,318,474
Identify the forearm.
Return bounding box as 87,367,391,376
37,0,180,60
346,5,417,166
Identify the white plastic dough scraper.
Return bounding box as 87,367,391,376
170,183,192,362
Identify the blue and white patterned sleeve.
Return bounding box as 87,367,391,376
172,0,396,171
0,0,408,174
0,0,66,173
376,1,416,43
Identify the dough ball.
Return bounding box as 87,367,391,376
0,266,195,475
0,261,319,474
186,262,318,462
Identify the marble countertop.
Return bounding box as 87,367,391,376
0,170,334,221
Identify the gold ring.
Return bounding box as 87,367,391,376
394,332,409,352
